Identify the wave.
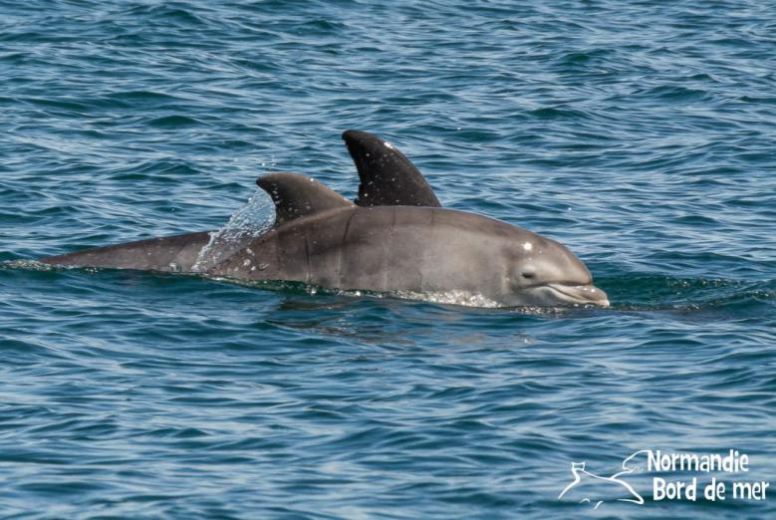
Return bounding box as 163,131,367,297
5,258,773,316
601,274,776,313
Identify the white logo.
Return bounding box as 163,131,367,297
559,449,770,508
558,451,646,509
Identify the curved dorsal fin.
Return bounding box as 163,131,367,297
342,130,441,207
256,173,354,226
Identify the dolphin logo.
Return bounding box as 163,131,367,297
558,454,646,509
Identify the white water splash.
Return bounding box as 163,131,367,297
387,289,504,308
1,259,56,271
191,188,275,273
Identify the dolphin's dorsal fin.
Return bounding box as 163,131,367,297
342,130,441,207
256,173,354,226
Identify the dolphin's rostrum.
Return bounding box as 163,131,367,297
41,130,609,308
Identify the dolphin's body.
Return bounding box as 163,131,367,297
41,130,609,308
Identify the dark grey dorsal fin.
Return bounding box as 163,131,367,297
342,130,441,207
257,173,354,226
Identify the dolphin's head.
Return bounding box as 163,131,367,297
505,233,609,308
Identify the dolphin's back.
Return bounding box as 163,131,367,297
41,231,212,272
209,206,524,296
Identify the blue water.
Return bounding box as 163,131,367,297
2,1,775,518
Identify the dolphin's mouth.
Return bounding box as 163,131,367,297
544,283,610,308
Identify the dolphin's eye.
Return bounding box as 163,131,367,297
521,270,536,280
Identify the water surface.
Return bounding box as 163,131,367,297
1,1,775,518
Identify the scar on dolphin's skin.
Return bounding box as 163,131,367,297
40,130,608,308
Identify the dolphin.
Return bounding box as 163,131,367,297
40,130,609,308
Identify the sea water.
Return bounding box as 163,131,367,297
1,1,774,518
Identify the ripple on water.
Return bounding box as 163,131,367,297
1,1,776,518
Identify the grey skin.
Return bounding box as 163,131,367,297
41,131,609,308
342,129,441,207
42,231,212,272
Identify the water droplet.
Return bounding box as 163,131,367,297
191,188,274,273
